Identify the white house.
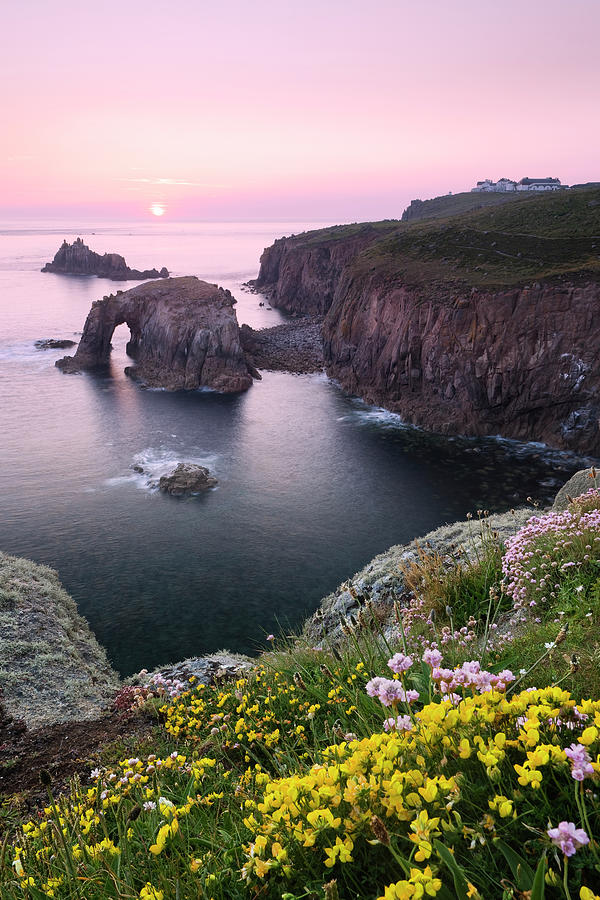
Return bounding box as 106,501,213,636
471,178,517,192
472,176,563,193
516,177,562,191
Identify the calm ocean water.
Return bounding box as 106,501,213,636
0,220,588,674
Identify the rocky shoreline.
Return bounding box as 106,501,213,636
5,470,592,730
240,316,324,374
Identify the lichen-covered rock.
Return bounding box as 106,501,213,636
0,552,120,728
552,468,599,510
42,238,168,280
56,276,254,392
130,653,252,688
304,507,533,647
158,463,218,495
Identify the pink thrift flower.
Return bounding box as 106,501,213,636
383,715,413,732
564,743,595,781
422,648,443,668
547,821,589,857
387,652,413,674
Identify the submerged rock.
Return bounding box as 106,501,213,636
42,237,169,280
35,338,77,349
158,462,218,495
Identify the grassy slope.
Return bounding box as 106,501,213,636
281,187,600,290
400,188,528,222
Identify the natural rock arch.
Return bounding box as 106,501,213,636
56,276,254,393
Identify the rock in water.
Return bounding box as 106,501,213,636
35,338,77,349
159,463,218,495
56,276,255,392
42,237,169,280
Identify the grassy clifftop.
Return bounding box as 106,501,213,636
282,187,600,289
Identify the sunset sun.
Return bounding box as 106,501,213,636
149,202,165,216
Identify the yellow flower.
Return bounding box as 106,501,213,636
581,889,600,900
139,884,164,900
579,726,599,746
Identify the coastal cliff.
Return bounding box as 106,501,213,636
57,276,254,392
253,222,397,314
256,189,600,454
42,238,169,280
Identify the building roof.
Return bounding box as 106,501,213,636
518,177,561,185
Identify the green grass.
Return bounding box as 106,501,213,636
277,187,600,291
4,501,600,898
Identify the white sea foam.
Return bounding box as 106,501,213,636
104,447,220,492
338,398,598,466
338,400,409,431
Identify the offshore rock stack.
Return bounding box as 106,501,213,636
42,238,169,280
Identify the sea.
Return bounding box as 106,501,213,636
0,219,590,675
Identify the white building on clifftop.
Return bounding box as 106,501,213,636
516,177,562,191
472,176,563,192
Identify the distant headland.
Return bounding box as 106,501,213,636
42,237,169,280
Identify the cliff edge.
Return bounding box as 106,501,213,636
256,189,600,455
0,552,119,729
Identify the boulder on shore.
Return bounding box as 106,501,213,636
42,238,169,280
158,463,218,495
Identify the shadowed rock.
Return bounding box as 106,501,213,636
42,238,169,280
56,276,254,392
35,338,76,349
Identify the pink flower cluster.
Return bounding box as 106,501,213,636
366,677,420,707
383,715,413,732
547,821,589,857
387,652,414,673
148,672,187,699
502,502,600,608
564,743,595,781
431,660,515,695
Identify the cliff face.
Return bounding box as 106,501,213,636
42,238,169,280
57,276,254,392
323,272,600,454
255,194,600,454
254,224,397,315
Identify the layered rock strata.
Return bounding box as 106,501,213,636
42,238,169,280
256,231,600,454
253,224,397,315
56,276,254,392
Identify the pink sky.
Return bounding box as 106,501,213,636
1,0,599,221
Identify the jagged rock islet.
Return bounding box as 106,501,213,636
42,238,169,280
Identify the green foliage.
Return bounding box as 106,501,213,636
5,502,600,898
